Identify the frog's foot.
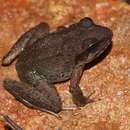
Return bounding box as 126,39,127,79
73,96,93,107
70,87,94,107
70,63,95,107
4,79,62,115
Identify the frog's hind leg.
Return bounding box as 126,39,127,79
2,22,49,65
3,78,62,116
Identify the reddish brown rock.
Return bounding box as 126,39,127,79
0,0,130,130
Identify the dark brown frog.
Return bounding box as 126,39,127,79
2,17,113,115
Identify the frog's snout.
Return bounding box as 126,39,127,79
103,27,113,40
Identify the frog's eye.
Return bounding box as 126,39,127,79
79,17,93,28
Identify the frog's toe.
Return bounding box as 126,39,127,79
73,96,94,107
3,79,62,114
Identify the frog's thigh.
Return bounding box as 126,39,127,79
4,78,62,113
2,22,49,65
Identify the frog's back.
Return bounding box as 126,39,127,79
16,27,85,83
16,18,101,83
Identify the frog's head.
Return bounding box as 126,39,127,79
79,17,112,41
78,17,113,63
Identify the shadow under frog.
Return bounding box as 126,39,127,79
2,17,113,116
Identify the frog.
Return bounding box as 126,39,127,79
2,17,113,115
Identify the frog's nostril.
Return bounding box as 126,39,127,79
79,17,93,28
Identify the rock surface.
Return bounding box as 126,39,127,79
0,0,130,130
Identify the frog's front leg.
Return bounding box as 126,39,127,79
69,39,98,106
4,77,62,115
70,64,94,107
2,22,49,65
